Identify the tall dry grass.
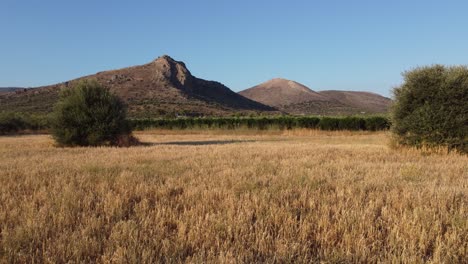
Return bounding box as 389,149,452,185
0,131,466,263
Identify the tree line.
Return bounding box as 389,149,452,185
130,116,390,131
0,112,391,134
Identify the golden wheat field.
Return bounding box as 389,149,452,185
0,130,467,263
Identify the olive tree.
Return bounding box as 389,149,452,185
52,80,135,146
392,65,467,153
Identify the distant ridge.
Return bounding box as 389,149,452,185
239,78,330,107
239,78,391,115
319,90,392,113
0,56,277,117
0,87,25,93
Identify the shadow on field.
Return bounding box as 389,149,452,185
141,140,256,146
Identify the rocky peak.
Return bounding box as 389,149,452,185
152,55,193,89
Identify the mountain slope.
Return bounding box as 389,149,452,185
0,87,25,94
239,78,330,107
0,56,276,117
239,78,391,115
239,78,354,115
319,90,392,113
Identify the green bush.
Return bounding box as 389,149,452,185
0,112,26,134
338,117,366,130
0,112,50,134
365,116,390,131
392,65,468,153
51,80,134,146
318,117,340,130
296,117,320,129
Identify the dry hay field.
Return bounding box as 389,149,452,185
0,130,467,263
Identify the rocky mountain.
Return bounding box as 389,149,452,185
239,78,391,115
239,78,330,107
0,56,276,117
0,87,25,93
318,90,392,113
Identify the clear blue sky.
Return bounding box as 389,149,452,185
2,1,468,97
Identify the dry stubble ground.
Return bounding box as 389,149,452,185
0,130,467,263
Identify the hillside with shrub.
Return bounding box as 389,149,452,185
1,56,394,118
0,56,277,118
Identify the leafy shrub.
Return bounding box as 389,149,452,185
392,65,467,153
296,117,320,129
51,80,134,147
338,117,366,130
365,116,391,131
0,112,26,134
318,117,340,130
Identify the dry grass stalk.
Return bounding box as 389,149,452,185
0,131,466,262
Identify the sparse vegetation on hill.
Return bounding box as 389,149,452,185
0,56,277,118
0,56,392,117
392,65,468,153
239,78,392,115
239,78,330,107
51,80,134,147
319,90,392,113
0,87,26,93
